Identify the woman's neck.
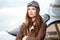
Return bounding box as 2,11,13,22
32,17,35,22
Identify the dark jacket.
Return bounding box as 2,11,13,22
16,22,47,40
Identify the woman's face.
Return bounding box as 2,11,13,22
27,6,36,18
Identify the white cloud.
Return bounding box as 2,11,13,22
0,6,26,15
0,6,27,24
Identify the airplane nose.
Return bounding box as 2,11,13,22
52,0,60,4
49,0,60,16
50,0,60,8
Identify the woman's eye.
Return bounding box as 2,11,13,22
28,8,30,10
28,8,36,11
32,8,36,10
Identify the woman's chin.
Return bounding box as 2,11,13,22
30,16,34,18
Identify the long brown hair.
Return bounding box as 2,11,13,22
25,7,43,29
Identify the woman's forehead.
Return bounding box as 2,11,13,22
28,6,36,9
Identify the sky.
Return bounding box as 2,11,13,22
0,0,52,31
0,0,52,15
0,0,52,11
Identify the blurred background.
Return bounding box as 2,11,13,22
0,0,60,40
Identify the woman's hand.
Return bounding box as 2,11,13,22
22,36,28,40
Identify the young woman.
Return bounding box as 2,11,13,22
16,1,47,40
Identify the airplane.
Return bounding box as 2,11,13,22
44,0,60,40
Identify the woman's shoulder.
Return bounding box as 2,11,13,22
20,23,26,29
42,22,47,27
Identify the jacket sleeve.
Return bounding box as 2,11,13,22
26,22,47,40
16,24,24,40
